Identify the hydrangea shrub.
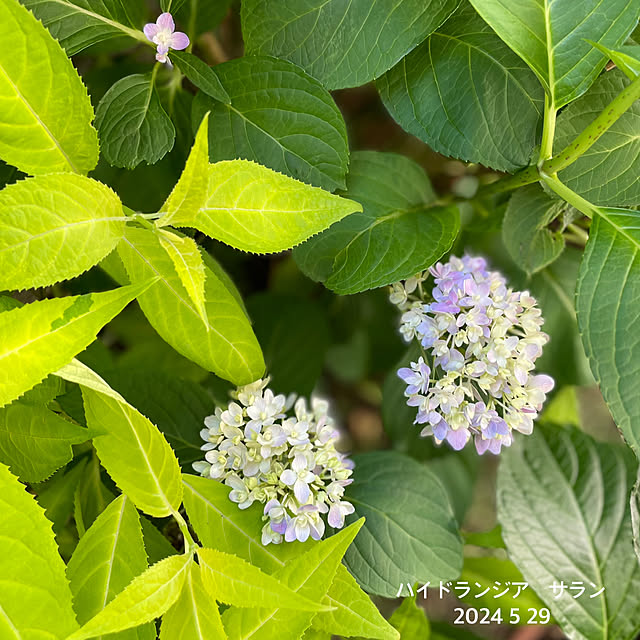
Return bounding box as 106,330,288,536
0,0,640,638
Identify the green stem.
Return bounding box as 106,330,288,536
538,94,557,166
545,72,640,175
566,222,589,244
172,509,198,554
476,73,640,199
123,206,155,229
540,172,599,219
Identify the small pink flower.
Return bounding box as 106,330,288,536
143,12,189,64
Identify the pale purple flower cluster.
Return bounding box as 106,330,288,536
144,13,189,64
193,379,355,545
391,255,554,454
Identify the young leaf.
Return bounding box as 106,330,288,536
67,495,155,639
589,41,640,80
293,151,459,294
389,597,430,638
0,282,153,408
157,229,207,322
0,0,99,175
182,474,301,573
554,70,640,207
0,462,78,639
68,554,192,640
80,371,183,517
20,0,148,55
0,173,125,291
221,519,364,640
241,0,459,90
171,51,230,103
468,0,639,108
160,562,227,640
95,73,176,169
192,56,349,191
502,184,565,275
498,426,640,640
0,399,92,482
378,4,544,173
182,475,386,637
118,226,265,384
311,565,400,640
159,113,211,226
168,159,362,253
343,451,463,597
197,547,328,611
576,206,640,456
109,369,215,470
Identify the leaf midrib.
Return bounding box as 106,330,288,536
0,61,76,173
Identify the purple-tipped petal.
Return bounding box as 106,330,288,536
156,12,175,32
169,31,190,50
475,436,490,455
432,420,448,441
143,23,159,41
446,428,468,451
271,518,287,535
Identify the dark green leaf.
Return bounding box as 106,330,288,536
246,293,329,396
576,206,640,455
469,0,639,108
20,0,147,55
498,426,640,640
293,151,459,294
171,51,230,103
343,451,463,597
96,73,175,169
241,0,459,90
555,70,640,207
378,4,544,172
502,184,565,274
193,56,349,191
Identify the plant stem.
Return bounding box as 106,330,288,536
540,172,599,219
566,222,590,244
476,73,640,199
538,94,557,166
172,509,197,554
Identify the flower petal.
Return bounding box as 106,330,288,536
143,23,159,41
156,12,175,32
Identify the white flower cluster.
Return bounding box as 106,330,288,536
390,255,554,454
193,379,355,545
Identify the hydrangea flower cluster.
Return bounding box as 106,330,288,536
390,255,554,455
193,379,355,545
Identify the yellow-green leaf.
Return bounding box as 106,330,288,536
0,173,125,290
157,229,207,323
0,282,152,408
68,554,192,640
0,0,99,174
172,159,362,254
0,462,78,639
